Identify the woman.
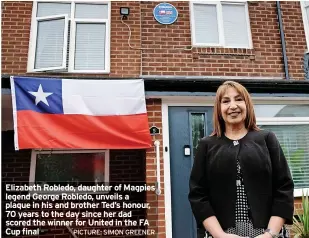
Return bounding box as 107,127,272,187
188,81,294,238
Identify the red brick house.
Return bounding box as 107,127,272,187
2,1,309,238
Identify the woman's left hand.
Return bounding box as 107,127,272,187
255,233,272,238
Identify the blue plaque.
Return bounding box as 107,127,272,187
153,3,178,25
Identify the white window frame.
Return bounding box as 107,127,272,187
29,149,110,194
256,117,309,197
301,1,309,51
30,14,69,72
27,1,111,73
190,1,253,49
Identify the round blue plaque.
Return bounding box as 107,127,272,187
153,3,178,25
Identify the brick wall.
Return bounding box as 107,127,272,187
140,1,307,79
110,2,142,78
280,1,307,79
2,1,307,238
2,1,307,79
1,2,32,75
1,1,142,78
145,99,164,237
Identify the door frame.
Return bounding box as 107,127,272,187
160,96,309,238
162,98,215,238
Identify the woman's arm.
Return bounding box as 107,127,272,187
254,131,292,238
266,131,294,225
257,216,285,238
267,216,285,233
202,216,226,238
188,138,215,226
203,216,246,238
256,131,294,238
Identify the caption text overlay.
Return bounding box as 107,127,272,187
4,182,158,237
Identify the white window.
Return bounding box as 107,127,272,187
301,1,309,50
255,104,309,197
190,1,252,48
30,150,110,193
28,2,111,73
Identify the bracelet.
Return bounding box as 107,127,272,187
264,229,279,238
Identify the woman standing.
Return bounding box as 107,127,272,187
188,81,294,238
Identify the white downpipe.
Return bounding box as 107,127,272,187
154,140,161,195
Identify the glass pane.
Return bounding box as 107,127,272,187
191,113,205,156
259,125,309,189
222,4,249,47
74,23,106,70
255,105,309,117
75,4,108,19
35,18,65,69
193,4,219,44
37,3,71,17
35,153,106,185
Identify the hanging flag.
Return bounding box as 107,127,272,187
10,76,152,150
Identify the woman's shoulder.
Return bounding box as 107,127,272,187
198,130,277,144
198,134,223,146
245,129,280,146
198,136,212,145
249,129,276,139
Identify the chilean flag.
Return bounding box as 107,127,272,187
10,76,152,150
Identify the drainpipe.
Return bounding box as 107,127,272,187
154,140,161,195
276,1,290,80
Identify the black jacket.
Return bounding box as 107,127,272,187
188,130,294,230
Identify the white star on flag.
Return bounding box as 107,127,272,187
28,84,53,106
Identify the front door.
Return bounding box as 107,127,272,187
169,106,213,238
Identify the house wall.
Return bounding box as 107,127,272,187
139,1,307,79
1,1,306,237
1,1,143,77
2,2,307,79
280,1,308,79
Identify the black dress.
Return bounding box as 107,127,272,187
198,141,289,238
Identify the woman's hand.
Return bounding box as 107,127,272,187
255,233,272,238
217,232,250,238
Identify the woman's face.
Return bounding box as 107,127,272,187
220,87,247,128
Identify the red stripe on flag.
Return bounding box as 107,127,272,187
16,111,152,149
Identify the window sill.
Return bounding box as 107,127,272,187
193,47,255,59
294,188,309,197
26,70,111,74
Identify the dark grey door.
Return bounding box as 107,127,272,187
169,106,213,238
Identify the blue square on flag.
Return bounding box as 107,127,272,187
14,77,63,114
